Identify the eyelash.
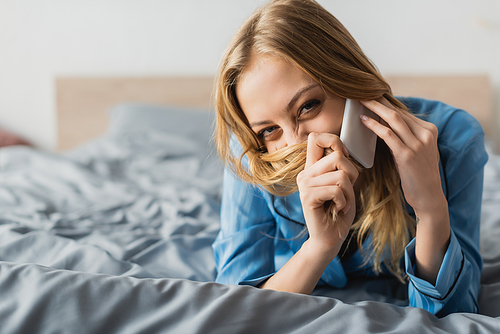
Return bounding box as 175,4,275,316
257,99,322,141
257,126,278,140
299,99,321,116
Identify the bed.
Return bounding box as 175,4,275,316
0,75,498,333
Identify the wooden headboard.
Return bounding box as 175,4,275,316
56,75,492,151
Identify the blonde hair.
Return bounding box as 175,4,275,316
215,0,415,281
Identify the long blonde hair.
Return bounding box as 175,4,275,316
215,0,415,282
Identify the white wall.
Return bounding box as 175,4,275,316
1,0,498,150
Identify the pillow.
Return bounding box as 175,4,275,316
107,103,216,148
106,103,222,184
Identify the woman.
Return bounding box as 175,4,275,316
212,0,487,317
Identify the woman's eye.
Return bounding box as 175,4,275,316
258,126,278,140
299,99,321,117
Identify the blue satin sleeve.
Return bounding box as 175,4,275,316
403,102,488,316
212,168,277,285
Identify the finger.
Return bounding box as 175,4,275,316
303,152,359,185
377,96,431,131
305,132,346,169
302,184,349,214
359,113,407,154
305,133,344,169
361,100,417,149
307,174,355,214
299,171,355,213
398,111,439,145
375,97,438,146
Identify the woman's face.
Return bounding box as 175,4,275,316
236,55,346,153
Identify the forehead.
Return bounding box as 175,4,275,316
236,55,315,121
238,55,313,94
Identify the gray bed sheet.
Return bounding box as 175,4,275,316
0,104,499,333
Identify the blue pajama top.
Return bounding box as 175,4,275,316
212,97,488,317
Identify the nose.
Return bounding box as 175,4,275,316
285,132,304,146
275,126,308,152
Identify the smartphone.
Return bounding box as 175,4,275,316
340,99,378,169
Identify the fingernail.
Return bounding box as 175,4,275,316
360,115,369,122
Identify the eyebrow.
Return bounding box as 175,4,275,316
249,83,319,129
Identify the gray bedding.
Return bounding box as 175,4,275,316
0,104,499,333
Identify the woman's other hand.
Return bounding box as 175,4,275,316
359,99,450,284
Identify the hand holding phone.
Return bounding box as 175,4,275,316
340,99,378,169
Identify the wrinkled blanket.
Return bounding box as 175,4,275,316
0,120,499,333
